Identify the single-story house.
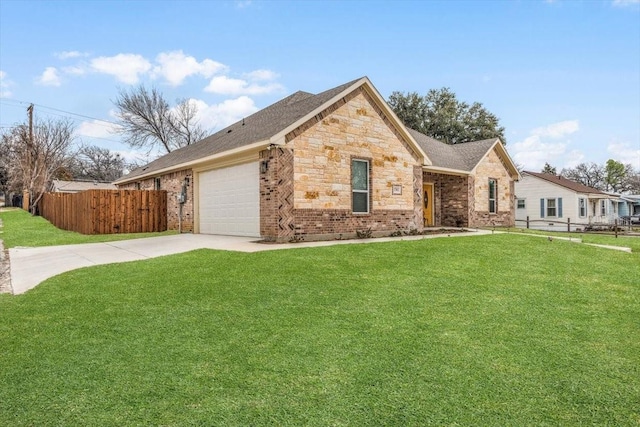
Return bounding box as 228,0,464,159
515,171,621,230
51,179,117,193
115,77,520,242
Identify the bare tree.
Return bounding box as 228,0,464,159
561,162,605,190
113,85,207,154
1,118,75,213
66,145,128,182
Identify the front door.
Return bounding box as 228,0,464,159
423,183,434,227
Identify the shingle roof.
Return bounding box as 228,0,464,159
523,171,606,194
116,78,363,183
408,128,499,172
116,76,513,183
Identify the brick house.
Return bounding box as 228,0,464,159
115,77,520,242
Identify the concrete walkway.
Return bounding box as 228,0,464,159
8,230,490,295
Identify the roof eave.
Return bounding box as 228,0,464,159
423,165,470,176
114,139,271,184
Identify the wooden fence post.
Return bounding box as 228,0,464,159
526,216,530,229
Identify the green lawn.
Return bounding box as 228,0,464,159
0,208,176,248
1,235,638,425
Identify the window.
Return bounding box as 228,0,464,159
351,159,369,213
546,198,557,217
600,200,606,216
517,199,526,209
579,198,586,217
135,182,141,190
154,177,161,190
488,179,497,213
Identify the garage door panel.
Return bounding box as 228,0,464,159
198,162,260,237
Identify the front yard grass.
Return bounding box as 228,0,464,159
0,234,638,425
0,208,176,248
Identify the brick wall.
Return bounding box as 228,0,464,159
423,172,471,227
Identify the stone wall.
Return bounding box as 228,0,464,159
471,148,515,227
258,87,423,242
117,169,194,231
287,88,420,212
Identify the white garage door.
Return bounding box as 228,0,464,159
198,161,260,237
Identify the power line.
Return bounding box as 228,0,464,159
0,98,119,126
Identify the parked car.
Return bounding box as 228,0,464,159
620,215,640,225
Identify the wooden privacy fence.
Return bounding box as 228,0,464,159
39,190,167,234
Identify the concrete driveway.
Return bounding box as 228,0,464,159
7,230,489,294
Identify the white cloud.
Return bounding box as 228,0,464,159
0,70,13,97
76,120,121,138
55,51,88,60
62,65,87,76
152,50,227,86
204,75,284,95
510,120,581,171
612,0,640,7
244,69,279,81
90,54,152,84
530,120,579,139
36,67,62,86
236,0,252,8
607,140,640,169
189,96,258,130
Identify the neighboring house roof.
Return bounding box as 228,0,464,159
52,179,117,193
521,171,608,195
115,76,519,184
116,77,429,184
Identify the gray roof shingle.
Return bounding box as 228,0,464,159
116,78,363,183
408,128,498,172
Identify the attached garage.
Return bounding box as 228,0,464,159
197,161,260,237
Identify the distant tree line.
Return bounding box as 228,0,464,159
541,161,640,194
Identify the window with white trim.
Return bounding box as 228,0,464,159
578,198,586,218
546,198,557,217
154,177,161,190
488,179,497,213
600,200,606,216
517,199,526,209
351,159,369,214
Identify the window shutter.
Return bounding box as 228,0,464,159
558,198,563,218
540,198,545,218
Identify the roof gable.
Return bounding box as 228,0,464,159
410,128,520,179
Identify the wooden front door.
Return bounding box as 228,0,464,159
423,183,434,227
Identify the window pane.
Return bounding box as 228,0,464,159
352,160,368,191
353,192,368,213
489,180,496,199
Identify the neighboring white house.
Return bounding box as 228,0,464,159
515,171,620,231
51,179,116,193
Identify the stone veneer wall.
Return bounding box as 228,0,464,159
260,87,423,242
117,169,194,231
423,172,471,227
470,148,515,227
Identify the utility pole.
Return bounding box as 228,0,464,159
23,104,34,211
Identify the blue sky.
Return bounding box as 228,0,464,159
1,0,639,172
